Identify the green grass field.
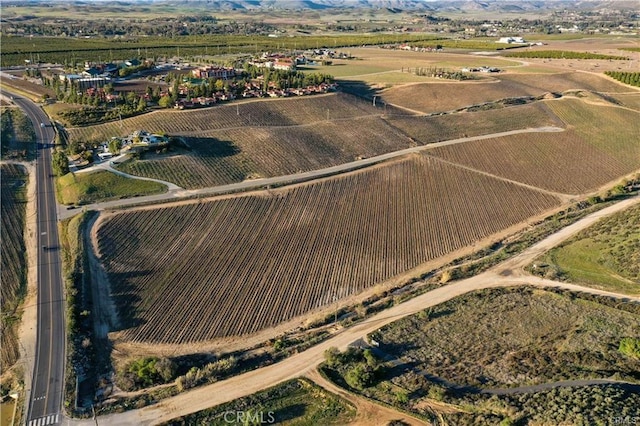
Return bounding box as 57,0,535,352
163,378,356,426
533,204,640,296
55,170,167,205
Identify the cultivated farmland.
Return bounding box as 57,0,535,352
428,130,630,194
94,155,561,345
546,98,640,169
611,93,640,112
117,116,412,189
1,164,28,372
385,102,563,145
66,93,388,144
382,71,631,114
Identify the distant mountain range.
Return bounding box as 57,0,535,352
11,0,637,12
145,0,640,11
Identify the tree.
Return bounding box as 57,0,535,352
363,349,378,368
137,96,146,112
324,347,341,367
66,139,81,155
52,150,69,176
108,139,122,154
158,96,173,108
155,357,177,382
345,363,374,390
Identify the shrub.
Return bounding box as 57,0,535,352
619,338,640,359
345,363,375,390
52,150,69,176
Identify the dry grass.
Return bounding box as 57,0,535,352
381,71,630,114
376,287,640,389
385,102,563,145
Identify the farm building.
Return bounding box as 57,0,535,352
192,66,237,79
497,37,526,44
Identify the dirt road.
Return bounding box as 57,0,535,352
66,194,640,426
57,126,565,220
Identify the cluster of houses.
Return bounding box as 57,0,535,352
173,81,338,110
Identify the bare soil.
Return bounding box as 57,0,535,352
16,162,37,405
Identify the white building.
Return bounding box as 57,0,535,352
497,37,526,44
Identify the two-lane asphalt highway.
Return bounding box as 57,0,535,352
7,92,66,426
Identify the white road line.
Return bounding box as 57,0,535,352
48,414,54,424
28,420,34,426
36,418,41,426
55,414,59,423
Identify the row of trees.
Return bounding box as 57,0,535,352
508,50,628,60
605,71,640,87
2,18,276,38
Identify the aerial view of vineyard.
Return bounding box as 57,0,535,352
93,155,561,345
381,71,631,113
1,164,29,374
71,94,569,190
546,98,640,168
116,116,413,189
6,0,640,423
66,93,387,143
428,129,632,194
384,102,563,144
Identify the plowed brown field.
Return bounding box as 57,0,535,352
382,71,630,114
428,130,629,194
116,116,412,189
95,155,561,344
385,102,563,145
